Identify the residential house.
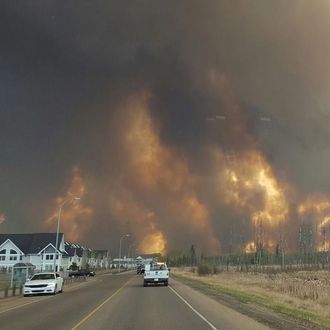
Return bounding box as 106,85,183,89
64,242,92,270
0,233,66,272
90,250,110,269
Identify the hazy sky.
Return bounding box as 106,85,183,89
1,1,330,255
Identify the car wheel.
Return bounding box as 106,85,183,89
143,282,147,287
164,281,168,286
53,285,57,295
59,285,63,293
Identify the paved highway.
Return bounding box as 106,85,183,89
0,272,270,330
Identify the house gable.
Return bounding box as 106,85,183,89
38,243,59,255
0,233,65,254
0,239,24,255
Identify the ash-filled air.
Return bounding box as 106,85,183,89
1,1,330,255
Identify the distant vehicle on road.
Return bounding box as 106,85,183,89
137,264,145,275
23,272,64,296
143,262,169,286
68,270,95,277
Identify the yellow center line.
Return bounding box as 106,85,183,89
0,298,46,315
71,277,132,330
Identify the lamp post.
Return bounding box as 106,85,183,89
127,243,136,269
53,197,80,272
119,234,129,272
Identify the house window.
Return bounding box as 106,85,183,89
0,249,5,261
46,254,54,260
9,249,18,261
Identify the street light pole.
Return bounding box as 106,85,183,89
119,234,129,272
127,243,136,269
53,197,80,272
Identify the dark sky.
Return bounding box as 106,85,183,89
1,1,330,255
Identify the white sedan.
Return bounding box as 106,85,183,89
23,272,64,296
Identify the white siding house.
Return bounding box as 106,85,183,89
0,233,66,272
0,239,24,268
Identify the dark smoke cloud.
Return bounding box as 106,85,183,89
1,1,330,254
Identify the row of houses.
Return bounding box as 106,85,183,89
0,233,110,272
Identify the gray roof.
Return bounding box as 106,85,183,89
64,242,87,257
0,233,64,254
13,262,35,268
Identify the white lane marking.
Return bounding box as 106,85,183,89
169,285,218,330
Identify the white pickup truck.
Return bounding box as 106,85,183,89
143,262,169,286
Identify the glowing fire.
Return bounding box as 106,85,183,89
298,195,330,215
140,230,166,255
245,241,256,253
45,166,93,242
109,190,167,255
298,194,330,252
124,93,195,193
226,150,288,227
320,216,330,229
110,92,221,254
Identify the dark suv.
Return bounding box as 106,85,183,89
68,270,95,277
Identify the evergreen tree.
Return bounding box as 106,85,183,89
190,244,196,266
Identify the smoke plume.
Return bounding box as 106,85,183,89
1,1,330,254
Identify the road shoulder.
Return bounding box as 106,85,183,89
169,277,268,330
171,273,323,330
0,277,97,314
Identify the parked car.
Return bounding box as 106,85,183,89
23,272,64,296
68,270,95,277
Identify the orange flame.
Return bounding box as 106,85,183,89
298,195,330,215
215,148,289,225
245,241,256,253
298,194,330,251
109,190,167,255
109,92,221,254
140,230,166,255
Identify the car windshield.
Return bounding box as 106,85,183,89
31,274,55,280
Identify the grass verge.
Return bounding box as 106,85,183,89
172,273,330,329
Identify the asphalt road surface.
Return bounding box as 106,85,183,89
0,272,270,330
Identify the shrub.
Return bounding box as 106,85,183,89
198,263,212,276
213,266,220,274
